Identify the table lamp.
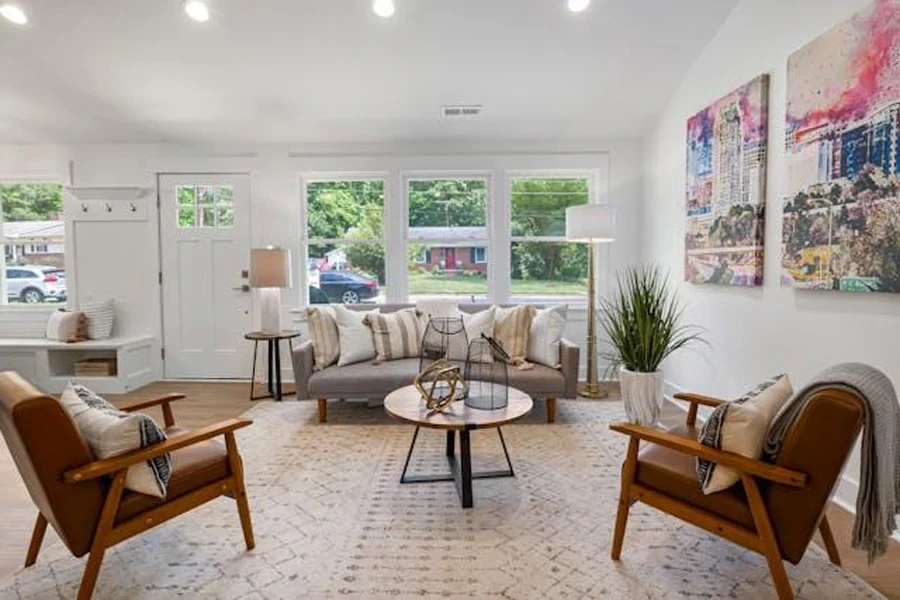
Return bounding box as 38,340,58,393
250,246,292,334
565,204,616,399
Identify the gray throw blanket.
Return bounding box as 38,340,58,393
763,363,900,563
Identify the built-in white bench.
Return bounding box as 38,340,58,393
0,334,156,394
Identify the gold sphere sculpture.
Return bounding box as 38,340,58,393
414,359,468,412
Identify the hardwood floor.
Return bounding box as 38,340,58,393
0,383,897,598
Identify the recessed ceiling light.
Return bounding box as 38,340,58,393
183,0,210,23
373,0,395,18
568,0,590,13
0,3,28,25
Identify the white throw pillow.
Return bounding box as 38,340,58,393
416,298,461,319
461,307,497,362
697,374,794,494
58,382,171,498
527,305,568,368
333,305,379,366
81,299,115,339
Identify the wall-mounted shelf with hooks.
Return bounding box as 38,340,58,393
65,187,151,222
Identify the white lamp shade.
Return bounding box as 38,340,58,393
250,247,292,288
565,204,616,243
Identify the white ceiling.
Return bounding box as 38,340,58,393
0,0,737,145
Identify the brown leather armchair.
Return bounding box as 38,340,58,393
0,372,255,600
610,387,865,600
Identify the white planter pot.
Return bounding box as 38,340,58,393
619,367,664,426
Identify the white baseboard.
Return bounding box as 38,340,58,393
663,378,861,519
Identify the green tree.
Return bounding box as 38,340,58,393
0,184,63,221
344,204,386,283
408,180,486,227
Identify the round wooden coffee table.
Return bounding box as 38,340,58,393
384,384,533,508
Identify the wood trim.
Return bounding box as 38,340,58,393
65,418,253,482
630,482,764,553
743,474,794,600
24,513,47,567
78,470,126,600
609,423,807,487
672,392,726,408
546,397,556,424
611,437,638,560
120,393,186,413
819,516,842,566
106,477,235,547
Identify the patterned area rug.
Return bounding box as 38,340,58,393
0,399,882,599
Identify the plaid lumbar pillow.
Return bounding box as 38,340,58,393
58,382,171,498
696,374,793,494
365,308,426,363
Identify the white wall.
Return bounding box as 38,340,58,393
0,139,643,382
641,0,896,509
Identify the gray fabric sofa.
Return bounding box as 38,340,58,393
291,303,580,423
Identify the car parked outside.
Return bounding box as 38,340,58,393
318,270,378,304
5,265,67,303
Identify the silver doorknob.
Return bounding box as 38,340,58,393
232,284,250,292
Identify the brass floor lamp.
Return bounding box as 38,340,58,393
565,204,616,399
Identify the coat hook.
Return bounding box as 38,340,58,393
130,202,137,212
105,203,112,212
81,203,89,212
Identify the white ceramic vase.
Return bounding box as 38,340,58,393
619,367,664,426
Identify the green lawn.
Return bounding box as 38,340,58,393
407,270,585,297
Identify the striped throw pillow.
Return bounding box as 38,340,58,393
306,307,340,371
494,305,537,368
365,308,426,363
81,299,115,340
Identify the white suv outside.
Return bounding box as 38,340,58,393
5,265,67,303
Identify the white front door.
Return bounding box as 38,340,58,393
159,174,251,379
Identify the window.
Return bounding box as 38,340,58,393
0,183,66,305
509,177,591,303
407,177,489,301
305,179,385,304
177,185,234,229
472,247,488,264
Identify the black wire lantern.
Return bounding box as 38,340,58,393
464,334,509,410
419,316,468,372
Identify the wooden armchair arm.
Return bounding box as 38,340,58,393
65,418,253,483
120,393,186,427
609,422,806,488
672,392,726,426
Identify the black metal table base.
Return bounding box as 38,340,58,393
399,427,515,508
249,338,295,402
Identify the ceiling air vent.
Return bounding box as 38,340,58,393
441,105,483,118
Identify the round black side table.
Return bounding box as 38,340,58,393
245,330,301,402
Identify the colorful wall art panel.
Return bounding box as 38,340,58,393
784,0,900,293
686,75,769,287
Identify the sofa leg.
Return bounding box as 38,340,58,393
546,397,557,423
317,398,327,423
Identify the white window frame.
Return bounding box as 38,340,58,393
300,173,388,305
472,246,488,264
506,170,601,306
0,180,67,308
403,172,492,303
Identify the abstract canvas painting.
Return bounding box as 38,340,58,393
685,75,769,286
783,0,900,293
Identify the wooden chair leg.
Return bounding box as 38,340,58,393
742,475,794,600
24,513,47,567
226,432,255,551
546,397,557,423
819,516,842,566
317,398,327,423
79,470,126,600
611,437,639,560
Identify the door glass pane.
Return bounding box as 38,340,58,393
217,207,234,228
199,206,216,228
510,241,587,303
178,207,195,228
176,185,235,230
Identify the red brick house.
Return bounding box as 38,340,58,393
409,226,488,273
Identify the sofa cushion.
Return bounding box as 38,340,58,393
507,364,566,396
309,358,421,398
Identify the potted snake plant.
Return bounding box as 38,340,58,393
598,265,705,426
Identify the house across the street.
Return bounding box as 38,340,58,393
409,226,487,273
2,220,65,268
